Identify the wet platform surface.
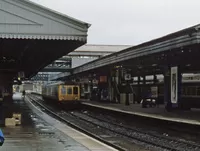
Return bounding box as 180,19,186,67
81,100,200,125
0,93,116,151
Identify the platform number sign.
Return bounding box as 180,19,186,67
171,67,178,104
124,74,131,81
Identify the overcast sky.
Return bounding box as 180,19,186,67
31,0,200,45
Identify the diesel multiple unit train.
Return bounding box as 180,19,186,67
42,82,80,103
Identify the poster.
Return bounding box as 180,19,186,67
100,76,107,83
171,67,178,104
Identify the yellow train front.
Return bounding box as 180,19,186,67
42,83,80,103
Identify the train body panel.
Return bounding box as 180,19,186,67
132,80,200,108
58,85,80,101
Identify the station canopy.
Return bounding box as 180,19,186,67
0,0,90,81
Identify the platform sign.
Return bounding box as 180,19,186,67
151,86,158,98
124,74,131,81
171,67,178,104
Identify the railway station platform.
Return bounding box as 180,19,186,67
81,100,200,126
0,93,117,151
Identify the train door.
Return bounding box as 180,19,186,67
73,86,80,100
66,86,73,101
59,85,67,101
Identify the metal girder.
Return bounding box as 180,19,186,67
49,72,71,81
31,73,49,81
41,67,72,72
41,58,72,72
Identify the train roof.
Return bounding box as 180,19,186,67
43,81,78,87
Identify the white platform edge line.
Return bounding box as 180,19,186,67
26,98,118,151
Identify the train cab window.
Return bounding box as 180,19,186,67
61,86,66,94
73,87,78,94
67,87,72,95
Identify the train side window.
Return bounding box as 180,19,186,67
193,87,197,95
197,87,200,96
184,87,187,94
184,87,188,95
67,87,72,95
188,87,192,95
191,87,196,95
73,87,78,94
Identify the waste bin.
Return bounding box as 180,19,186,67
120,93,126,104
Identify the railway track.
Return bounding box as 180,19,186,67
27,94,200,151
69,111,200,151
27,94,126,151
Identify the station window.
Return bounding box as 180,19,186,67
73,87,78,94
67,87,72,95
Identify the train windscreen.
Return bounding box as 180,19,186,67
67,87,72,94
